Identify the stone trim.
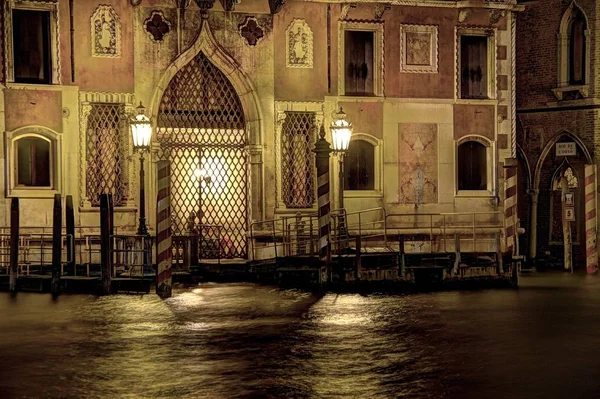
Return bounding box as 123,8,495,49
455,26,497,101
400,24,438,73
4,125,63,198
4,0,61,84
274,101,324,210
338,20,384,97
78,91,135,210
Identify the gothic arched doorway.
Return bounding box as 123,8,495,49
157,52,248,259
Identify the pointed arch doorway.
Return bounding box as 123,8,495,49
156,52,248,259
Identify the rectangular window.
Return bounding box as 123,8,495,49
16,137,51,187
460,35,488,99
86,104,125,206
345,140,375,190
281,112,316,208
344,31,374,96
13,9,52,84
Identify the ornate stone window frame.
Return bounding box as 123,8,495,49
79,91,136,211
338,20,384,97
4,125,63,198
4,0,61,85
454,135,496,197
286,19,314,68
455,26,497,101
554,1,590,100
400,24,438,73
344,133,383,199
275,101,324,212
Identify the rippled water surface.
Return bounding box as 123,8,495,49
2,273,600,398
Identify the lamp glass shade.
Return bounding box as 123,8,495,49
131,104,152,151
330,109,353,153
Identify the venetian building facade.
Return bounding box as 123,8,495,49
0,0,520,259
517,0,599,269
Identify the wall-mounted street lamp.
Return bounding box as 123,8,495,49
330,107,353,210
130,102,152,236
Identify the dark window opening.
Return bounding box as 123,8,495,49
345,140,375,190
460,35,488,99
16,137,51,187
569,11,586,85
458,141,487,191
344,31,374,96
13,9,52,84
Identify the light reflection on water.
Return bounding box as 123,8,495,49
1,275,600,398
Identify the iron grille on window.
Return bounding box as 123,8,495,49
157,52,248,258
86,103,126,206
281,112,316,208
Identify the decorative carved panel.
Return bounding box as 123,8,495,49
400,24,438,73
286,19,313,68
91,5,121,58
398,124,438,205
239,16,264,46
145,10,171,42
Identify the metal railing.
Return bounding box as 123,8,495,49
385,212,504,253
249,213,319,260
0,231,73,276
330,207,389,255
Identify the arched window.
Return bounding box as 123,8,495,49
457,140,487,191
569,8,586,85
556,2,590,98
15,136,51,187
5,126,62,197
345,139,375,190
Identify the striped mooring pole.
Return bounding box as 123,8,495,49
504,159,518,257
156,161,173,298
584,164,598,275
313,125,332,282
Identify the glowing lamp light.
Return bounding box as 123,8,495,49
131,102,152,152
330,107,353,153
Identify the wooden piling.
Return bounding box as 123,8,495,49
51,194,62,296
355,236,361,280
399,235,405,278
100,194,114,295
9,198,19,293
66,195,75,273
453,233,461,275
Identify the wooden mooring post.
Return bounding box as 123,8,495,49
9,198,19,293
66,195,75,274
100,194,114,295
51,194,62,296
156,161,173,298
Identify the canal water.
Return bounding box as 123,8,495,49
1,273,600,399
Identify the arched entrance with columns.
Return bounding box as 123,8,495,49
532,131,592,269
149,18,263,259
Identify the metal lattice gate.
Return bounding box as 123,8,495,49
157,53,248,259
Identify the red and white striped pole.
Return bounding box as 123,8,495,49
504,160,518,256
313,125,332,280
156,160,173,298
584,164,597,275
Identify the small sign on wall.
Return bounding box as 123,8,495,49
565,207,575,221
556,142,577,157
565,192,574,205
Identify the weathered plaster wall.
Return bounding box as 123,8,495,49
74,0,134,92
274,2,328,101
4,89,62,132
